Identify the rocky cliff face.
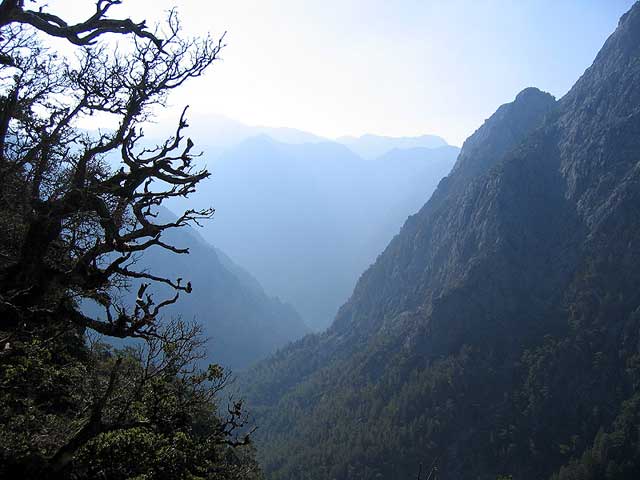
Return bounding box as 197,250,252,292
242,4,640,479
331,86,558,340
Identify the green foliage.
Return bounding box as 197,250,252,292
0,3,263,479
0,328,88,475
550,392,640,480
0,323,263,479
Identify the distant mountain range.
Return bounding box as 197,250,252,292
89,206,309,370
151,113,452,159
241,4,640,479
174,114,327,149
338,133,448,159
168,129,459,329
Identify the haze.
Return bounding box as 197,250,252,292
61,0,634,145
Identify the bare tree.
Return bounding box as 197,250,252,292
0,1,226,339
0,0,162,49
0,5,264,479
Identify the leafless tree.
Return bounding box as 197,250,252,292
0,0,162,49
0,1,226,340
0,4,262,478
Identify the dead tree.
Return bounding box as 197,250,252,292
0,0,162,48
0,2,225,339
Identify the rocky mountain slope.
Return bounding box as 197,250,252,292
241,4,640,479
173,137,459,329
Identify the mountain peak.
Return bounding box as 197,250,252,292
450,87,555,181
618,0,640,29
514,86,554,104
560,0,640,121
242,4,640,480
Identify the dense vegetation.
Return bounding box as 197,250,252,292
0,1,262,477
242,4,640,479
1,321,263,479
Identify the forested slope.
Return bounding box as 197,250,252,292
242,4,640,479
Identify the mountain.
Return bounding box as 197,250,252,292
170,137,459,329
241,4,640,479
338,133,449,159
97,207,309,370
149,114,449,161
365,145,464,253
148,114,327,151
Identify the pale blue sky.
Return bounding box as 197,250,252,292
62,0,636,145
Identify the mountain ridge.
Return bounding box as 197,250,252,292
99,206,310,370
171,134,459,329
337,133,449,160
152,113,452,161
241,3,640,478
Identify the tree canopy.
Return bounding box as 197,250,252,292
0,1,261,478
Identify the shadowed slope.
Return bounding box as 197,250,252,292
241,4,640,479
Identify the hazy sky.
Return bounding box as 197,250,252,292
59,0,635,146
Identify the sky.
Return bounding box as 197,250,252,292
54,0,635,146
